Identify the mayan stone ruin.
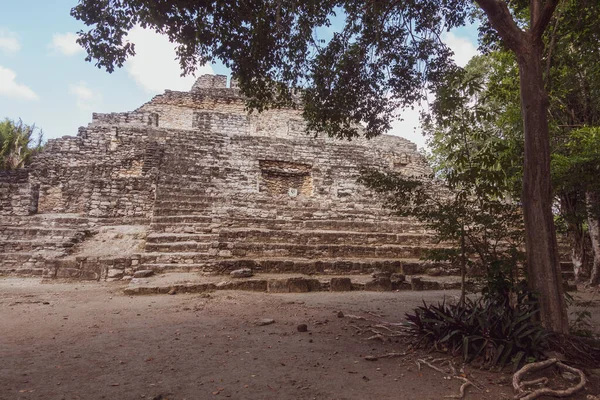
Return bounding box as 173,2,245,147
0,74,451,291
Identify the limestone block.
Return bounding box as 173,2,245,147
330,277,352,292
267,279,289,293
107,268,124,280
230,268,253,278
287,277,310,293
365,277,392,292
411,277,424,291
133,269,154,278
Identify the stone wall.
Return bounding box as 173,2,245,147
29,125,158,220
1,74,428,221
0,169,38,216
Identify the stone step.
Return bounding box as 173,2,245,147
1,214,94,228
138,257,443,275
140,252,213,264
144,241,213,252
0,226,81,239
148,217,425,234
218,242,434,259
151,215,214,224
154,193,213,202
149,222,215,233
154,186,212,197
153,208,212,216
197,217,423,233
123,273,462,296
0,251,62,276
0,239,79,253
302,219,422,232
145,233,218,243
216,229,434,246
152,193,394,214
215,209,391,222
153,199,215,208
152,204,398,221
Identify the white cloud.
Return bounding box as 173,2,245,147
387,32,478,149
50,32,84,56
0,29,20,54
443,31,479,68
125,26,214,93
0,66,38,100
69,81,101,110
388,106,426,150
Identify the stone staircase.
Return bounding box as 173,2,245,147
0,214,94,276
139,182,445,278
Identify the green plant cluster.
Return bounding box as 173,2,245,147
406,296,548,370
0,118,44,170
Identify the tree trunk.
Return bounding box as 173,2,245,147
516,38,569,333
586,191,600,286
460,226,466,306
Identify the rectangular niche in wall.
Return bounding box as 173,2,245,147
258,160,313,196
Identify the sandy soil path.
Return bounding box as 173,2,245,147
1,278,597,400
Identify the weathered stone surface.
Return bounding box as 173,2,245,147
288,277,311,293
230,268,253,278
267,279,290,293
133,269,154,278
330,277,353,292
426,267,444,277
216,279,267,291
0,74,461,281
365,277,392,291
371,270,392,279
266,277,320,293
410,278,441,291
410,277,424,291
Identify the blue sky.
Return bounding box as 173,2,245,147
0,1,478,149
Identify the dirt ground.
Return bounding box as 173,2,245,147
1,278,599,400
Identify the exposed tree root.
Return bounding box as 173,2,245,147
345,314,368,321
367,333,386,342
417,358,449,375
376,352,408,359
416,357,478,398
444,376,473,399
512,358,587,400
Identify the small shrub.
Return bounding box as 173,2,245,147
406,296,548,370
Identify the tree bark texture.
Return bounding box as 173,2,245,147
475,0,568,332
516,37,569,333
586,191,600,286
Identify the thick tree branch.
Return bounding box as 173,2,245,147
475,0,525,53
531,0,560,38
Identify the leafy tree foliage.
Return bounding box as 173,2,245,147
0,118,44,171
359,169,524,304
423,53,523,200
72,0,471,139
553,128,600,286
